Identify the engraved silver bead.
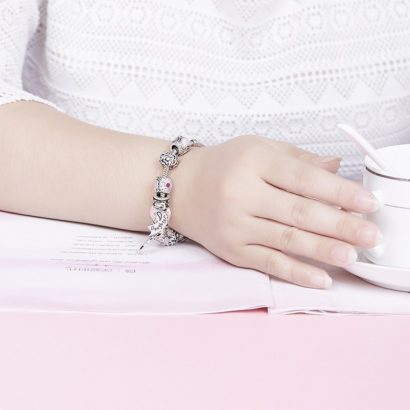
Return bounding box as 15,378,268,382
152,200,167,211
150,205,171,223
171,136,192,156
159,151,178,168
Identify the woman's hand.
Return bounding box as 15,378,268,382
170,135,381,289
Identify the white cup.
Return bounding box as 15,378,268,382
362,144,410,268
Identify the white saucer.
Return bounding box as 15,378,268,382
345,252,410,292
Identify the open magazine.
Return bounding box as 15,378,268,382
0,211,409,315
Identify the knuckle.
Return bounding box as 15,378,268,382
333,180,346,205
289,200,309,228
265,253,283,277
288,261,302,284
278,226,299,253
335,214,351,240
292,164,314,196
315,238,332,261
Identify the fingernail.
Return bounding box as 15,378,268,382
316,155,341,163
358,226,383,247
354,192,380,212
310,274,333,289
331,245,358,265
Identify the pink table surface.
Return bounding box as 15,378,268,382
0,310,409,410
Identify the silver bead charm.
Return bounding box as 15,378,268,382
171,136,192,156
154,176,173,194
159,151,178,168
150,203,170,222
171,136,203,155
139,136,203,251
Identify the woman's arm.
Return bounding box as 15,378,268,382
0,1,382,289
0,101,187,232
0,1,181,232
0,101,383,289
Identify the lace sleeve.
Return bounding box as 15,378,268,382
0,0,59,109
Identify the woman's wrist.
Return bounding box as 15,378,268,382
140,136,206,248
166,142,208,239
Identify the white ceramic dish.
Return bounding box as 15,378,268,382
345,251,410,292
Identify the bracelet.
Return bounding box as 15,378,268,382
139,136,204,251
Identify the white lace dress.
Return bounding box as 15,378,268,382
1,0,410,179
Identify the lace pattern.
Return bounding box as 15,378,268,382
1,0,410,179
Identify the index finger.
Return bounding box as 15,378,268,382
265,140,342,172
262,150,379,213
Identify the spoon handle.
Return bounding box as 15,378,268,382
337,123,396,173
